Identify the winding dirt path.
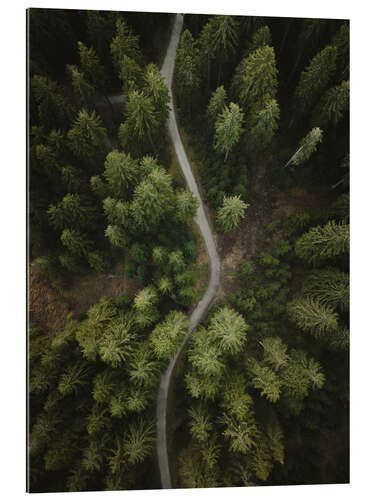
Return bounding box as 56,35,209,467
156,14,221,488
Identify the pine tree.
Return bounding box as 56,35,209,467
295,220,349,263
208,306,248,355
206,86,227,130
232,46,278,112
67,64,96,107
110,18,142,71
128,343,159,388
31,75,73,131
122,420,155,465
150,310,189,360
216,195,249,232
92,370,116,403
131,166,174,232
246,98,280,153
260,337,289,372
98,315,135,368
188,327,225,377
119,90,158,153
104,224,127,248
143,63,170,125
158,276,173,296
67,109,107,163
175,29,200,116
188,404,213,442
285,127,323,168
313,80,349,127
175,190,199,223
303,268,349,312
104,150,138,198
214,103,244,161
287,297,339,337
247,359,281,403
250,26,272,52
295,45,338,113
60,229,92,257
47,194,92,231
118,55,143,96
58,362,89,396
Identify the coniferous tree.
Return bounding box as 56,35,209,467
119,90,158,154
60,229,92,257
150,310,189,360
232,46,278,113
295,220,349,263
294,45,338,114
313,80,349,127
303,268,349,312
287,297,339,338
67,64,96,108
110,18,142,71
285,127,323,168
216,195,249,232
175,29,200,117
214,102,244,161
247,98,280,153
206,85,227,131
67,109,108,164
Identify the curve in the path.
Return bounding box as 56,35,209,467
156,14,221,489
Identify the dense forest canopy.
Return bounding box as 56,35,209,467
28,8,349,492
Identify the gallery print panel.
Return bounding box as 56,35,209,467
27,6,349,493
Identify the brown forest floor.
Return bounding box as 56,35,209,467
29,262,138,332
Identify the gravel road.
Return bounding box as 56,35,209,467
156,13,221,489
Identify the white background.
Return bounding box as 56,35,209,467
0,0,373,498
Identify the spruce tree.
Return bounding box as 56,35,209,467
214,102,244,161
216,195,249,232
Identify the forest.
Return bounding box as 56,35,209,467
27,8,349,492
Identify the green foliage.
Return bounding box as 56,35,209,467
67,109,107,163
214,102,244,161
110,18,142,70
216,195,249,232
260,337,290,371
119,90,158,152
247,358,281,403
119,55,143,95
175,190,199,222
188,403,213,442
295,45,338,113
208,306,248,355
175,29,200,114
313,80,349,127
250,26,272,52
58,362,89,396
150,310,189,360
247,98,280,153
287,127,323,167
232,45,278,112
105,224,127,248
31,75,73,131
143,63,170,125
104,150,138,198
131,166,174,231
60,229,92,257
302,268,349,312
295,220,349,263
123,420,155,464
287,297,339,337
206,86,227,129
67,64,95,106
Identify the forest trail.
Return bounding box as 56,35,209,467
106,13,221,488
156,14,221,488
